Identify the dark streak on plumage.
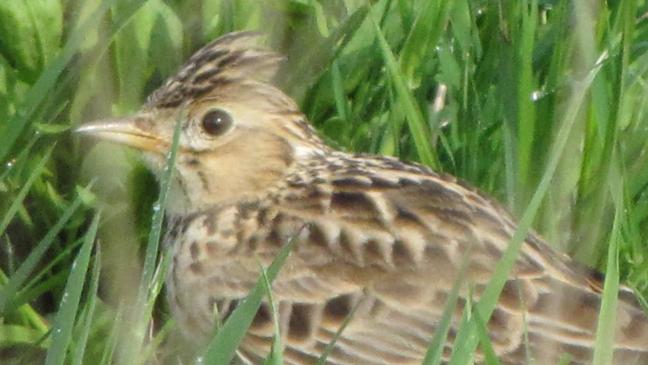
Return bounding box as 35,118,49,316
324,294,353,322
189,261,203,274
472,206,511,238
193,66,223,83
197,170,210,192
144,32,270,109
433,207,473,225
238,200,260,219
218,299,237,322
398,177,420,187
338,229,357,260
394,205,428,230
247,235,259,251
172,256,180,289
267,225,282,247
420,179,465,203
189,241,199,260
216,50,245,69
257,207,271,226
186,157,200,166
330,191,376,217
309,224,329,248
275,136,295,166
202,212,217,235
193,49,229,69
187,85,217,99
423,242,447,261
288,304,312,341
364,239,384,263
331,177,372,190
391,239,412,264
484,239,504,258
251,303,272,329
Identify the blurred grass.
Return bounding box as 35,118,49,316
0,0,648,364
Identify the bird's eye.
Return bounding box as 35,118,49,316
201,109,233,136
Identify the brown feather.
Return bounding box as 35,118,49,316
165,150,648,364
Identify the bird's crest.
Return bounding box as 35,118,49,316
145,32,284,109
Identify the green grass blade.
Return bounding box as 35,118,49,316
422,243,475,365
0,270,48,335
399,0,451,87
18,237,83,302
0,194,84,314
316,299,359,365
0,324,50,348
70,243,101,365
0,146,53,237
330,61,349,123
136,111,182,303
514,0,538,205
282,5,368,99
0,0,119,163
448,49,603,365
13,271,68,314
120,108,183,363
99,304,124,365
0,134,38,182
372,16,439,169
261,264,283,365
44,212,100,365
592,157,623,365
472,307,502,365
203,225,305,365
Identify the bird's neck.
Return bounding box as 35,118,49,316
165,133,297,215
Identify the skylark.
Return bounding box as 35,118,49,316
76,32,648,364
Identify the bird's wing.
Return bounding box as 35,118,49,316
238,154,648,365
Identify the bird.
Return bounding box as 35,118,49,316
76,31,648,364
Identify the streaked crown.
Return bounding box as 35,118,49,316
145,31,284,109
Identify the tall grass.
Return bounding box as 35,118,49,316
1,0,648,364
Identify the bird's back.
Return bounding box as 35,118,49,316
167,151,648,364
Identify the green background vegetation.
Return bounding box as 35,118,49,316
1,0,648,364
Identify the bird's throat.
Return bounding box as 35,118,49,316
168,133,295,213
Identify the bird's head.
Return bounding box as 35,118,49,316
76,32,327,214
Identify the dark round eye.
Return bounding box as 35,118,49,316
201,109,233,136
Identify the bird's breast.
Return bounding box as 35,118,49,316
162,198,312,339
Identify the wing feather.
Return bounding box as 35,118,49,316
261,154,648,364
170,153,648,364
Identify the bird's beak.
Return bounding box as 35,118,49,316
74,116,167,154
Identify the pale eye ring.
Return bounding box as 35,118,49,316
201,109,233,136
